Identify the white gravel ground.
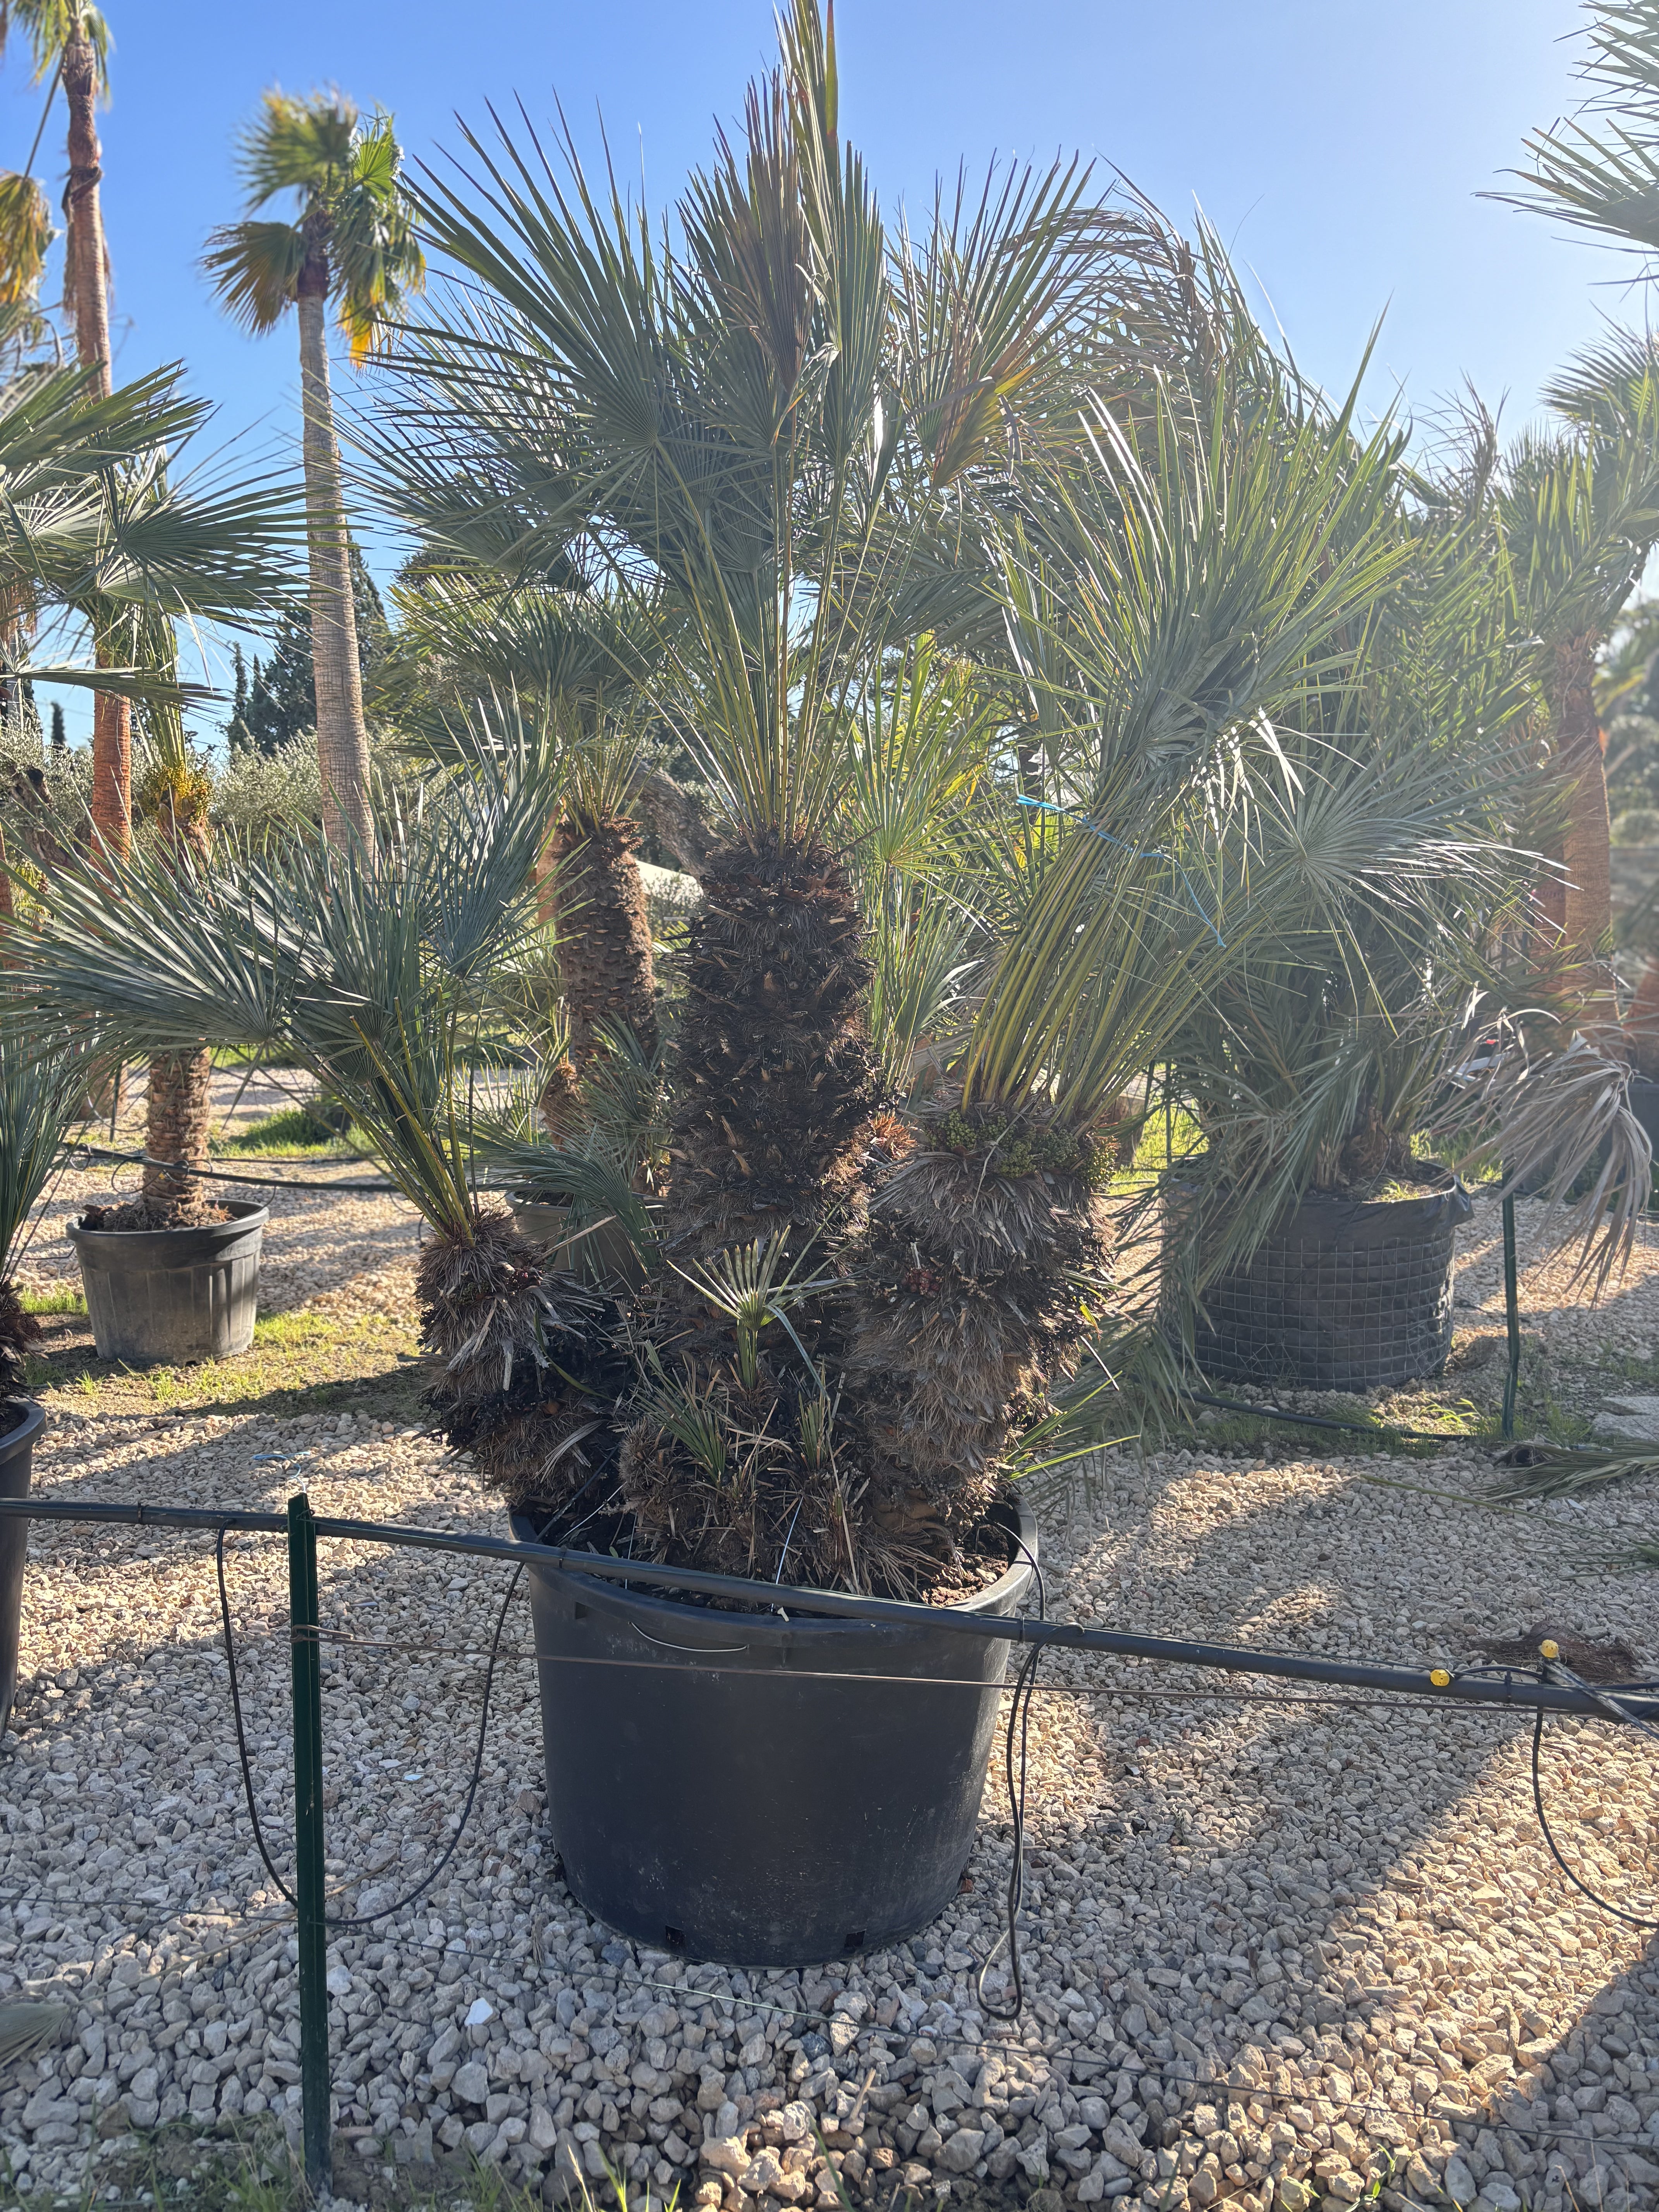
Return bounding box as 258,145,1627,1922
0,1404,1654,2212
2,1126,1657,2210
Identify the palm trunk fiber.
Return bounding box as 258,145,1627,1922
64,29,129,864
62,30,112,395
661,830,876,1262
139,806,215,1224
617,831,879,1585
140,1049,215,1222
538,812,657,1135
297,279,373,851
89,670,129,860
844,1107,1107,1558
417,1211,622,1522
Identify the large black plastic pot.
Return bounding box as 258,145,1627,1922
67,1202,268,1365
510,1499,1037,1967
1182,1173,1474,1391
0,1399,43,1733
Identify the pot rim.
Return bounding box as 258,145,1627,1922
1166,1162,1468,1219
0,1398,44,1463
67,1199,271,1253
508,1494,1038,1650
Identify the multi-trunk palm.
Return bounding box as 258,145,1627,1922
19,2,1523,1597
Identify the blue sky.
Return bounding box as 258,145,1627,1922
4,0,1638,736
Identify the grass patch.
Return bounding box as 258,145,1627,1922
1127,1102,1205,1176
211,1105,364,1159
1170,1405,1454,1460
20,1284,86,1317
52,2121,673,2212
24,1302,423,1424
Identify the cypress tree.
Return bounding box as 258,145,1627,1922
225,645,251,757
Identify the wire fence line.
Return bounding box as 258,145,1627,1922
0,1494,1654,2207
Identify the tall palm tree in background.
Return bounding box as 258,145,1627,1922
0,3,130,854
1500,365,1659,960
1499,2,1659,1047
203,90,423,850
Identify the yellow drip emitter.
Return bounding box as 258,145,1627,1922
1540,1639,1559,1661
1429,1668,1451,1687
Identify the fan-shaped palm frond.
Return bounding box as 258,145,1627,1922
15,719,558,1241
1493,0,1659,260
203,89,425,354
0,172,53,307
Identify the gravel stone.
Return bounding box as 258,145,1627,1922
2,1181,1657,2207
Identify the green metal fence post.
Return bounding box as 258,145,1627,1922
1501,1195,1522,1441
288,1491,332,2195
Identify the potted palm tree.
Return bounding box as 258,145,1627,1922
0,305,299,1360
67,621,272,1364
1158,363,1659,1394
21,9,1499,1966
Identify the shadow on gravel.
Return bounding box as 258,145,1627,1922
2,1438,1656,2212
1028,1454,1659,2212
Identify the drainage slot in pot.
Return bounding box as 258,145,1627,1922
842,1930,864,1953
664,1926,686,1951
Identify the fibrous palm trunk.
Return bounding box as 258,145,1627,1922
661,830,876,1261
845,1107,1107,1560
139,805,215,1224
617,832,879,1578
538,811,657,1134
63,23,130,863
297,269,373,852
141,1048,214,1221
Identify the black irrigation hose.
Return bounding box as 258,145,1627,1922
1528,1701,1658,1932
1527,1649,1659,1932
5,1497,1656,1722
979,1534,1046,2025
1186,1390,1479,1449
14,1506,1659,1985
213,1522,522,1930
215,1528,295,1909
62,1141,396,1196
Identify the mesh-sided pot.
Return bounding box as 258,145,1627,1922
68,1202,268,1365
510,1501,1036,1968
1174,1172,1474,1392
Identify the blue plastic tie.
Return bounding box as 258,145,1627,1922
1015,794,1226,946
